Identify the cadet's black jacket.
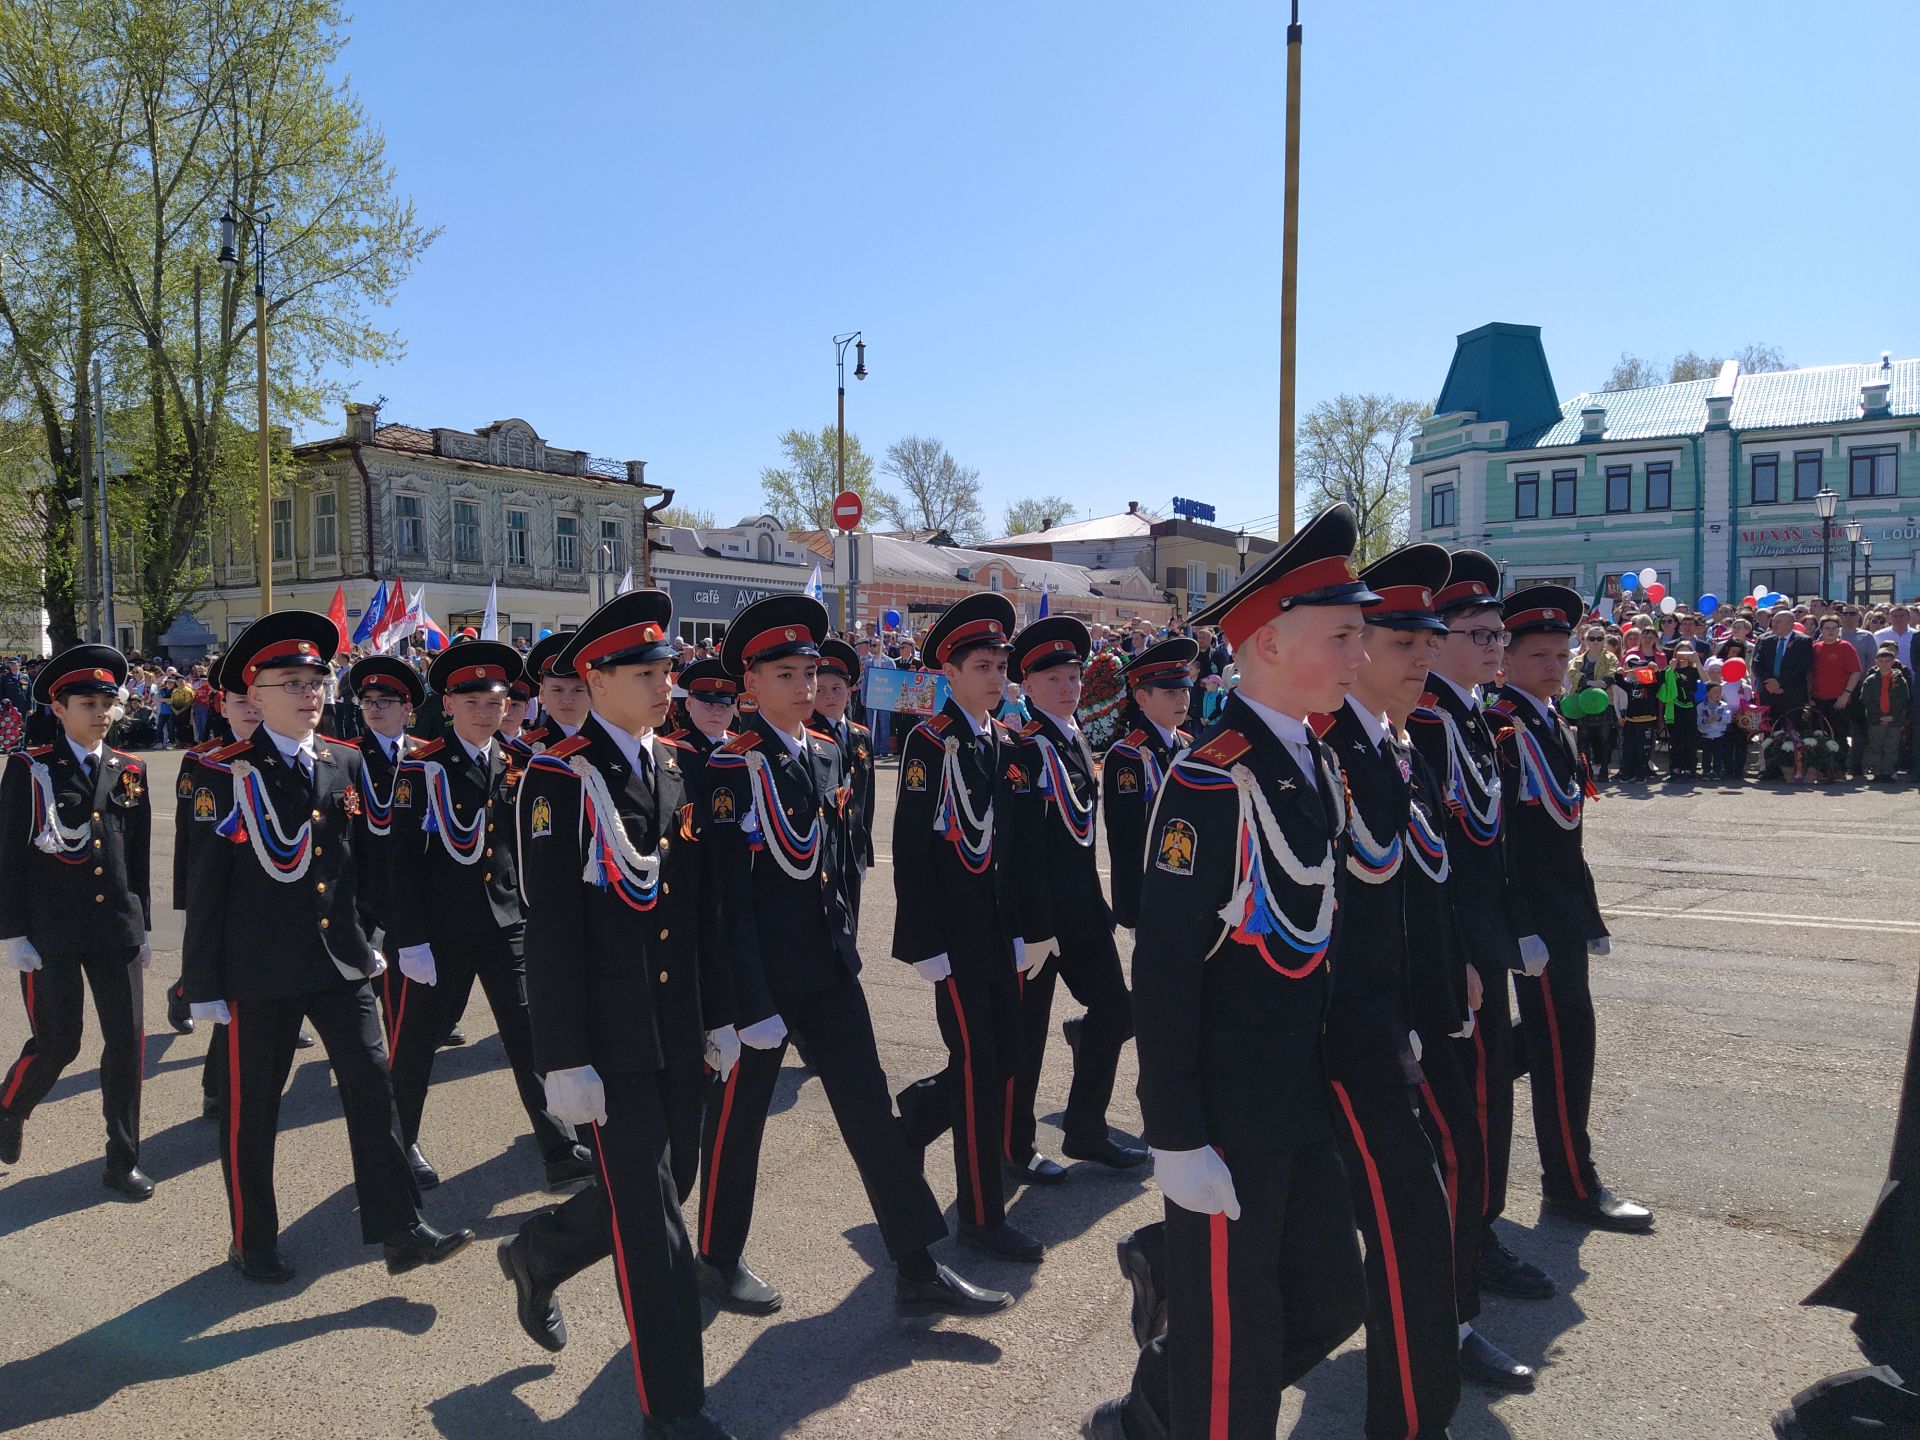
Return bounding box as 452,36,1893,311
1013,708,1113,946
1132,695,1345,1154
825,714,877,869
0,740,151,950
1407,680,1523,974
182,730,378,1004
704,712,860,1023
388,735,525,950
173,738,225,912
1403,745,1471,1043
890,699,1031,970
354,730,423,935
1101,719,1189,929
1488,686,1607,949
516,714,730,1076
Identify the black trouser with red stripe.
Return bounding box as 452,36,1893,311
897,963,1020,1230
386,926,570,1162
1461,963,1517,1228
1,946,143,1171
218,982,420,1257
1415,1029,1485,1325
519,1060,706,1422
1126,1140,1365,1439
1329,1070,1461,1439
1513,940,1601,1203
1004,933,1133,1164
698,971,945,1269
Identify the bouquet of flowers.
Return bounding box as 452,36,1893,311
1759,704,1844,782
1078,649,1130,752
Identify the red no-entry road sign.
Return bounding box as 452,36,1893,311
832,490,863,532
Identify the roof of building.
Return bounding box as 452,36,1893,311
1435,322,1564,441
794,529,1155,600
1515,378,1714,448
977,510,1158,547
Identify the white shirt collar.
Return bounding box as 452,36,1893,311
596,715,654,775
459,734,493,768
66,735,104,767
1148,717,1179,750
1345,694,1392,751
959,708,993,739
1432,672,1481,709
771,721,810,763
369,730,400,761
1035,704,1080,740
1511,687,1558,724
1235,693,1321,793
262,726,317,763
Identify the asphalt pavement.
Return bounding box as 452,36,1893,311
0,747,1911,1439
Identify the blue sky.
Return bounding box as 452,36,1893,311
323,1,1920,539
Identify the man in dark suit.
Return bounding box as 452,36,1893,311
1756,609,1815,721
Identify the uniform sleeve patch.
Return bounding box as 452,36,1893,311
1115,766,1139,793
393,775,415,808
710,786,737,823
904,757,928,792
192,787,217,822
177,771,194,798
529,794,554,837
1155,818,1197,875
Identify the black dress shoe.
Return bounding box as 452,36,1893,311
166,983,194,1035
1545,1186,1653,1233
405,1143,440,1190
958,1220,1045,1263
294,1029,316,1050
895,1261,1014,1315
0,1113,21,1165
1459,1328,1535,1391
641,1411,737,1440
1005,1152,1068,1186
438,1028,466,1048
698,1256,783,1315
229,1244,296,1283
103,1165,155,1200
1477,1230,1555,1299
1082,1399,1130,1440
1117,1233,1166,1348
497,1235,566,1352
383,1221,474,1274
543,1144,596,1189
1063,1133,1151,1169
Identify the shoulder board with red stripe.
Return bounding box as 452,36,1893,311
1190,729,1252,767
23,745,53,758
1486,697,1517,716
720,729,763,756
1175,728,1192,744
1308,711,1336,737
407,738,446,761
521,725,551,745
1121,728,1147,748
109,748,142,764
1020,719,1044,737
806,727,837,744
545,734,592,761
324,735,359,749
659,728,688,744
656,733,693,753
1409,705,1443,725
921,713,953,735
206,740,252,763
187,738,221,756
849,720,870,737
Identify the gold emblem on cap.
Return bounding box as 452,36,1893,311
1419,590,1433,607
988,621,1002,635
478,666,491,678
1545,609,1562,621
785,628,797,641
298,642,314,654
94,668,109,681
1342,559,1358,581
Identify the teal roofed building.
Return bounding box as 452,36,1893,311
1409,323,1920,607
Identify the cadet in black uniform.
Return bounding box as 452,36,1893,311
892,592,1047,1264
181,612,471,1282
168,710,236,1037
1491,586,1653,1233
1101,638,1196,931
385,643,593,1192
497,590,740,1440
810,639,876,921
0,645,154,1199
1004,616,1147,1181
1085,506,1370,1440
664,658,737,770
520,631,593,751
347,655,425,1049
692,595,1011,1318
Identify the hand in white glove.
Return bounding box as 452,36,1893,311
1517,934,1550,978
1450,1013,1477,1041
544,1065,608,1128
1014,938,1052,980
1408,1029,1424,1064
368,952,388,978
913,954,952,984
1151,1145,1241,1220
1587,936,1611,957
190,1000,232,1026
705,1025,741,1080
398,943,437,986
4,937,43,973
1465,962,1484,1014
738,1015,788,1051
135,935,153,970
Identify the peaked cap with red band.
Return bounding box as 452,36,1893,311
925,591,1016,667
677,657,739,699
348,655,425,708
721,593,830,676
1434,548,1504,615
33,643,126,704
524,631,578,683
1189,502,1380,648
225,610,341,690
429,640,522,696
1359,543,1452,632
1502,583,1585,638
1008,615,1090,682
1124,635,1199,690
560,589,677,673
817,638,861,686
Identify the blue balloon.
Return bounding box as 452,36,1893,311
1618,573,1637,591
1767,593,1789,608
1695,680,1708,702
538,628,553,640
1697,593,1720,615
882,609,902,629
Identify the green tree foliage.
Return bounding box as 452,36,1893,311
1603,343,1791,391
653,503,719,529
1296,393,1426,564
759,424,887,531
879,435,985,544
1000,496,1076,537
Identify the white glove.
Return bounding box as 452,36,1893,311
1015,938,1053,980
913,954,953,983
705,1025,741,1080
544,1065,608,1127
4,937,42,973
398,944,437,986
136,935,153,970
1517,934,1550,977
190,1000,231,1025
1151,1145,1241,1220
1450,1014,1477,1040
1587,936,1611,957
1408,1029,1423,1063
368,951,388,978
738,1015,788,1050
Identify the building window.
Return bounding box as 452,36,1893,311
396,493,426,557
1749,565,1819,601
1430,482,1457,528
556,514,580,571
1187,561,1207,597
271,497,294,561
511,620,533,648
452,500,481,564
1751,455,1779,504
506,508,530,567
1552,469,1577,516
1605,466,1631,513
1514,472,1539,520
1216,566,1232,594
1794,450,1824,501
989,569,1003,592
312,491,337,557
600,518,626,575
1850,446,1897,498
756,533,774,561
1645,462,1672,511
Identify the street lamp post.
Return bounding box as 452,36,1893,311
218,202,275,616
1276,0,1303,542
1861,538,1874,608
1236,527,1251,576
833,331,867,632
1845,520,1864,604
1814,488,1838,602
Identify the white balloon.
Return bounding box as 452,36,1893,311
1639,567,1659,587
1753,583,1769,598
1660,595,1678,614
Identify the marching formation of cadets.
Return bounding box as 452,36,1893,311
1,501,1675,1440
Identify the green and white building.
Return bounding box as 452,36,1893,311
1409,323,1920,606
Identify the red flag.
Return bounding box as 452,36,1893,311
325,583,348,654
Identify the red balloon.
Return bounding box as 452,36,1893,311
1721,657,1748,682
1644,582,1667,603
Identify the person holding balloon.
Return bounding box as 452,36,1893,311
1613,645,1664,781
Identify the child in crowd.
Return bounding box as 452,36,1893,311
1858,642,1912,781
1614,651,1662,780
1697,681,1732,779
1662,643,1703,778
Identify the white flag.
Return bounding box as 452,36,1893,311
617,567,635,595
807,562,824,603
481,579,499,640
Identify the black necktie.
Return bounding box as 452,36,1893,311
636,744,653,790
82,753,99,786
